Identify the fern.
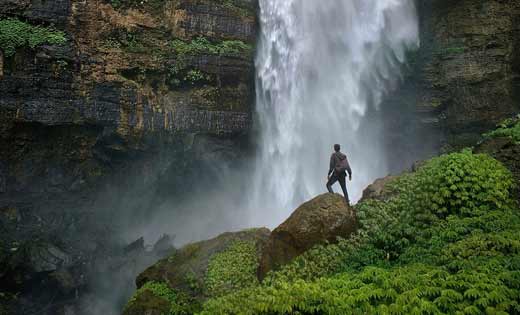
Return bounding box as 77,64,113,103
197,150,520,314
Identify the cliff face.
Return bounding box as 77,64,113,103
418,0,520,147
0,0,255,197
0,0,256,314
384,0,520,164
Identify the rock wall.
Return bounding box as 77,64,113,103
0,0,257,314
384,0,520,165
0,0,256,188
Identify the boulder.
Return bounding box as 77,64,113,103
136,228,270,294
258,193,357,280
122,228,270,314
359,175,399,203
28,243,72,273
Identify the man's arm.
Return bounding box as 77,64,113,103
346,157,352,179
328,154,335,177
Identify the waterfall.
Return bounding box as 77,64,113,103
249,0,419,226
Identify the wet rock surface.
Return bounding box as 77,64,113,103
359,175,399,203
257,193,357,280
0,0,257,313
384,0,520,164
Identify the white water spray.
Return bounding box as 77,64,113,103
249,0,419,226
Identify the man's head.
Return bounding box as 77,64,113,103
334,144,340,152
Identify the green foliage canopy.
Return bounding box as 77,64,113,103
199,150,520,314
124,281,199,315
484,116,520,144
205,240,260,297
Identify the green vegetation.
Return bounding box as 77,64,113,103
167,36,251,86
443,46,465,54
0,18,67,57
205,241,260,297
124,281,199,315
184,70,210,85
216,0,254,17
484,116,520,143
199,150,520,314
116,32,146,53
170,37,253,57
111,0,165,11
110,0,252,17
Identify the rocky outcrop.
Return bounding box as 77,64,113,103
384,0,520,162
136,228,269,293
123,228,269,314
257,193,357,280
124,194,358,313
359,175,399,203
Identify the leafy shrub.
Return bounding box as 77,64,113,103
199,151,520,314
184,70,210,85
405,150,513,217
124,281,199,315
484,115,520,144
202,263,520,315
170,37,252,57
205,241,260,297
0,18,67,57
168,37,251,86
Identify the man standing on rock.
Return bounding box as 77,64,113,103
326,144,352,205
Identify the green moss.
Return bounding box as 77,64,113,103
443,46,465,54
210,0,254,17
484,116,520,143
184,70,210,85
168,37,251,86
185,271,202,294
111,0,165,11
0,18,67,57
204,240,260,297
124,281,200,315
170,37,252,57
199,150,520,314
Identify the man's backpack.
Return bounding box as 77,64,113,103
335,154,349,173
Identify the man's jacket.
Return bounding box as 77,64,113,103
328,152,352,177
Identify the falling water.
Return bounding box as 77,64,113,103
249,0,419,226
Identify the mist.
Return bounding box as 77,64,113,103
83,0,423,313
123,0,421,246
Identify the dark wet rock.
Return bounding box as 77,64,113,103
28,243,72,273
124,238,145,255
383,0,520,163
0,162,6,193
258,193,357,280
48,269,78,295
152,234,175,256
360,175,399,203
